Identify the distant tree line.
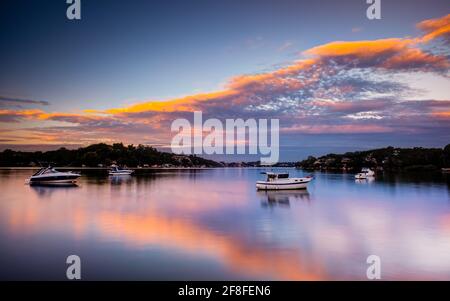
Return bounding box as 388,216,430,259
296,145,450,171
0,143,222,167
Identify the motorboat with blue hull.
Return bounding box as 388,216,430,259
256,172,313,190
27,167,80,184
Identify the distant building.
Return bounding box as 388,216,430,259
341,157,351,163
313,159,324,165
325,158,335,165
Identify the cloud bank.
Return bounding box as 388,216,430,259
1,14,449,152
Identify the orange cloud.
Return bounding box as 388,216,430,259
432,111,450,118
104,90,238,114
305,38,448,70
282,124,392,134
417,13,450,43
382,47,449,70
0,109,43,119
1,14,449,144
227,59,317,91
0,109,109,125
101,59,318,116
305,38,412,58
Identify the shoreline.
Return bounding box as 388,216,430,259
0,166,290,170
0,166,450,174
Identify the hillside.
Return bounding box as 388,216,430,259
0,143,223,168
296,145,450,171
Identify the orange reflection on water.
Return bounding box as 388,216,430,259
2,170,450,280
2,180,325,280
98,211,325,280
7,205,39,233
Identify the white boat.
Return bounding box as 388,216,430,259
355,168,375,179
256,172,313,190
109,166,134,176
27,167,80,184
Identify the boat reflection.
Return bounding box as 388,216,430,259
355,177,375,184
2,168,450,280
29,183,79,198
110,175,132,185
258,190,310,208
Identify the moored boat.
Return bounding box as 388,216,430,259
355,168,375,179
256,172,313,190
27,167,80,184
109,166,134,176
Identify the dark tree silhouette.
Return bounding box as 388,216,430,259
0,143,222,167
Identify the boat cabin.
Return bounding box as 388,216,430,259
262,172,289,182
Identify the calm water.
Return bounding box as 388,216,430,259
0,168,449,280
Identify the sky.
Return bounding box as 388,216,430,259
0,0,449,161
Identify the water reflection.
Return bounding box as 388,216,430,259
109,175,132,185
355,177,375,184
96,210,325,280
258,190,310,208
29,183,79,198
0,168,449,280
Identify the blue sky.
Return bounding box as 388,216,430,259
0,0,449,160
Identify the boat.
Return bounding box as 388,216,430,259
256,172,313,190
27,166,80,184
354,168,375,179
109,166,134,176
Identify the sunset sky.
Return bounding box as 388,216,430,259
0,0,449,160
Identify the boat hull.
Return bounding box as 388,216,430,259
355,175,367,179
355,173,374,179
355,169,375,179
29,175,80,184
109,171,133,176
29,180,78,185
256,178,312,190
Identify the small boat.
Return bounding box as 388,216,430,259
355,168,375,179
27,166,80,185
256,172,313,190
109,166,134,176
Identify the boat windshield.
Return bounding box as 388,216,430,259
32,168,46,176
31,167,56,176
265,172,289,180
